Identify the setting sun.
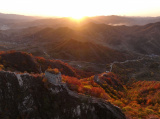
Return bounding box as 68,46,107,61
70,15,85,20
68,15,86,21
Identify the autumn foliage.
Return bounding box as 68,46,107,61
0,51,93,78
62,75,110,99
62,73,160,119
0,51,160,118
46,68,60,74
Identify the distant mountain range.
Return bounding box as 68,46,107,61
0,17,160,64
0,13,160,29
0,13,160,63
0,13,39,20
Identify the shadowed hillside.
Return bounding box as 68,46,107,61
46,39,132,63
0,51,93,78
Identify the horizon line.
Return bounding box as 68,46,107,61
0,12,160,18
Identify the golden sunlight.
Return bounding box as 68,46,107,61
68,17,85,23
0,0,160,17
70,15,85,20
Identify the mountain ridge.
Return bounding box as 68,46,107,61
0,69,126,119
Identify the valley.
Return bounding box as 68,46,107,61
0,13,160,118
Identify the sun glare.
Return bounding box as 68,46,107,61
66,12,87,21
70,15,85,21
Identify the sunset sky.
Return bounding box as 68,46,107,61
0,0,160,18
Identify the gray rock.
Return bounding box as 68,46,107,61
0,70,126,119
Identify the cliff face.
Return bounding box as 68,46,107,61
0,70,126,119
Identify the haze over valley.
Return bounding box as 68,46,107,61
0,0,160,118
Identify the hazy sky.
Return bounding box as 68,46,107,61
0,0,160,18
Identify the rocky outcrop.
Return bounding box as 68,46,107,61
45,69,62,85
0,70,126,119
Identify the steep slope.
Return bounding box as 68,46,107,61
125,22,160,54
0,51,93,78
0,51,160,118
46,39,132,63
79,22,160,55
32,27,77,42
2,21,160,61
0,70,126,119
13,21,160,56
0,51,40,73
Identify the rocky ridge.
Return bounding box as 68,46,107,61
0,70,126,119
